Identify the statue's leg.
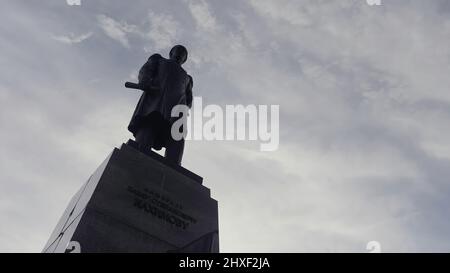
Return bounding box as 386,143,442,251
135,124,155,152
165,138,185,165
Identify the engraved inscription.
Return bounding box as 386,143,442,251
127,185,197,230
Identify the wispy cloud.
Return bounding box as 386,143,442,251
186,0,219,32
52,32,93,44
97,14,138,48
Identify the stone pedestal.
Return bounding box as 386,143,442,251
43,141,219,253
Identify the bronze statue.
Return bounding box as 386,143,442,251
125,45,193,165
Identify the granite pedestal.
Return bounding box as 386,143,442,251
43,141,219,253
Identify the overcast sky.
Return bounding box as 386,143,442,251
1,0,450,252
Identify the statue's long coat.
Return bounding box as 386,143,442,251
128,54,193,147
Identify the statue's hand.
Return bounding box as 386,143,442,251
125,82,141,89
124,80,159,94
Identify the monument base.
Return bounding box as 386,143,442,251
43,141,219,253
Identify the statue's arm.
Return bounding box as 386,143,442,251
186,75,193,108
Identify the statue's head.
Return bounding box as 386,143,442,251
169,45,188,65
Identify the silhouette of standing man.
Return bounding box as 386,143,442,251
126,45,193,165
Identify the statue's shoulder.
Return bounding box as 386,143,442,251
148,53,163,61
